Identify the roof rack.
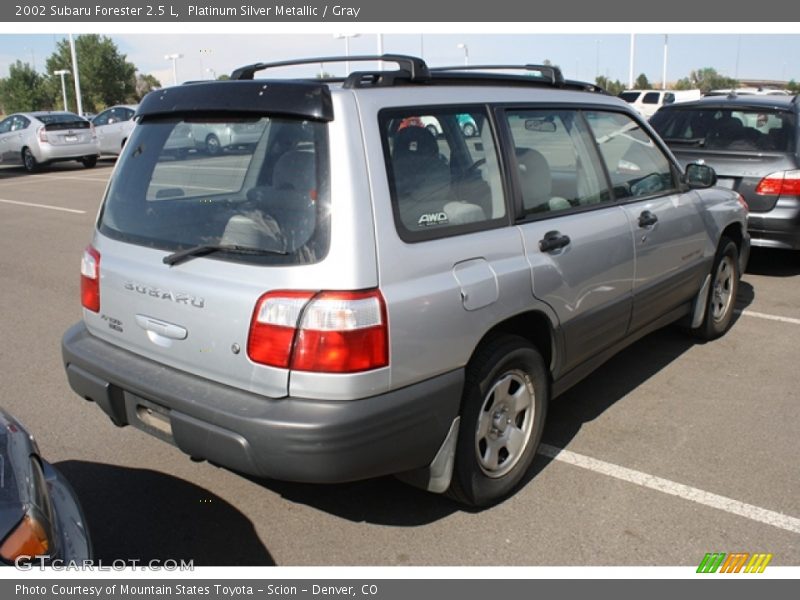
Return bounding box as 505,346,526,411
431,64,565,86
231,54,430,83
228,54,605,94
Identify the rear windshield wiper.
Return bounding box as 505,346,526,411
163,244,288,266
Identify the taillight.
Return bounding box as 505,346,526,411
37,127,48,144
737,193,749,212
248,289,388,373
755,170,800,196
80,245,100,312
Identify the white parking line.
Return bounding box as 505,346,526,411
538,443,800,535
735,309,800,326
0,198,86,214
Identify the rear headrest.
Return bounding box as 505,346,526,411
273,150,316,194
393,126,440,160
515,148,552,208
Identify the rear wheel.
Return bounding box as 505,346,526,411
22,148,38,173
462,122,477,137
205,134,221,155
447,335,548,506
693,237,739,340
80,156,97,168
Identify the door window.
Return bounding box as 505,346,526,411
504,109,610,214
585,111,676,200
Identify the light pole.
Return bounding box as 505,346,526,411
457,43,469,66
205,67,216,80
68,34,83,117
199,48,212,80
334,33,360,75
164,53,183,86
53,69,70,111
662,34,669,90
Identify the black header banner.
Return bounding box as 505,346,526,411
3,0,799,22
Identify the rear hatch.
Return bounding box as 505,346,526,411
83,81,334,398
651,104,798,213
38,114,94,146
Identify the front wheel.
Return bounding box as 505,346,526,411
693,237,739,340
447,335,548,507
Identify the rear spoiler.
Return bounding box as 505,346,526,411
136,80,334,122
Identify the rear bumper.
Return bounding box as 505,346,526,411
62,323,463,484
37,143,99,163
747,197,800,250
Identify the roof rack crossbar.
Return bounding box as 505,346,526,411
231,54,430,82
430,64,565,86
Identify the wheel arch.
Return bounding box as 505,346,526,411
468,310,557,380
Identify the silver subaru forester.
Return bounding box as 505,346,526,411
62,56,749,506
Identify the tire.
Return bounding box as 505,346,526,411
205,134,221,156
447,335,549,507
80,156,97,168
22,148,39,173
462,122,477,137
693,237,739,340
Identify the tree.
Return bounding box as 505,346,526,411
45,35,136,113
634,73,650,90
131,72,161,102
595,75,625,96
0,60,54,113
673,67,737,93
787,79,799,94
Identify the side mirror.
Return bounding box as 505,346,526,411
685,163,717,189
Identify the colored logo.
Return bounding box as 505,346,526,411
697,552,773,573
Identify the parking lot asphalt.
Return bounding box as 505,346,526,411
0,161,797,566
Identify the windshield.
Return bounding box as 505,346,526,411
651,107,796,152
98,115,330,265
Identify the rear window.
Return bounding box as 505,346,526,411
98,115,330,265
651,107,797,152
642,92,660,104
37,113,90,129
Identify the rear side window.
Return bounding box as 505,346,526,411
380,107,507,241
642,92,660,105
99,115,330,265
586,111,676,200
651,107,796,152
619,92,640,103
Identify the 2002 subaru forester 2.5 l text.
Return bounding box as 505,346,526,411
62,56,749,506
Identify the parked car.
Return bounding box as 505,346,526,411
619,89,702,119
0,112,99,172
421,114,479,137
92,105,137,156
62,56,749,507
705,88,790,97
651,94,799,250
0,408,91,566
190,122,266,155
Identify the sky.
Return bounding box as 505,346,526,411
0,32,798,90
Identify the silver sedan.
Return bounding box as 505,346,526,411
0,111,100,172
92,105,138,156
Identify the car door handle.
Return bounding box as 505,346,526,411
539,231,571,252
638,210,658,228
